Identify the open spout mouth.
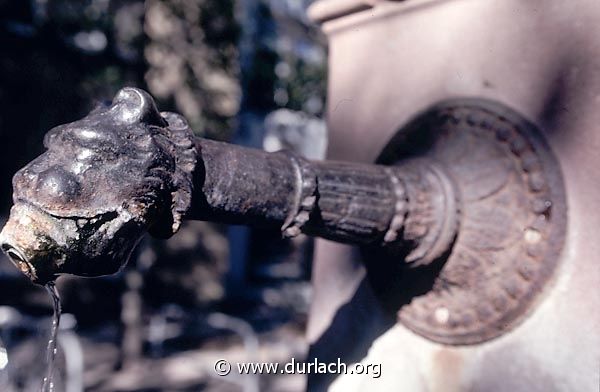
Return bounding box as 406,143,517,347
1,243,38,281
0,204,64,285
0,201,147,283
0,240,59,285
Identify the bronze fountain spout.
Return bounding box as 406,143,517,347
0,87,459,284
0,87,566,345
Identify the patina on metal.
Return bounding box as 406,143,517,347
0,88,197,283
0,88,566,345
0,87,456,284
187,138,459,261
371,99,567,344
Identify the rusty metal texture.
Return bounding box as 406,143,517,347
0,89,567,347
0,88,196,283
1,87,458,284
189,136,459,261
374,99,567,345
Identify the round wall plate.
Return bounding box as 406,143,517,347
372,99,567,345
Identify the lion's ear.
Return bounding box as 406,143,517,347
110,87,167,127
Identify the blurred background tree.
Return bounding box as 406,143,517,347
0,0,326,390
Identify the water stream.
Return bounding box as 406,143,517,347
41,282,61,392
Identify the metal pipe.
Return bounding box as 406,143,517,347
0,87,459,284
190,138,459,260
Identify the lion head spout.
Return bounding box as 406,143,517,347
0,87,196,283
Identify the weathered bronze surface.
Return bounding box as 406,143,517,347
0,87,458,283
374,99,567,344
0,89,566,346
189,139,459,263
0,88,196,283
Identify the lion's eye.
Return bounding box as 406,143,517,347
36,166,82,203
